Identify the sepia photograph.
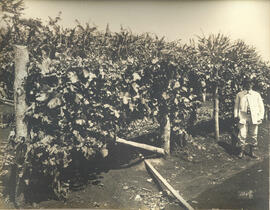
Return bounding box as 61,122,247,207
0,0,269,209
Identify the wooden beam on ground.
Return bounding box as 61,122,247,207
0,97,14,106
144,159,194,210
115,136,165,155
0,97,13,103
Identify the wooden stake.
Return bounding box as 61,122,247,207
116,137,165,155
144,159,194,210
213,86,219,141
162,114,170,156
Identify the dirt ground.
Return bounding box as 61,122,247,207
0,102,269,210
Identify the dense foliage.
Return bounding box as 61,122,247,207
196,34,270,119
1,2,201,199
1,0,269,201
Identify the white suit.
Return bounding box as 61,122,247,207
234,90,264,124
234,89,264,147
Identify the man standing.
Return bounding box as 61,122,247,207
234,78,264,159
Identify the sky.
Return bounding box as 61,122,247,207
21,0,270,62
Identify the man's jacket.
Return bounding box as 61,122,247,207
234,90,264,124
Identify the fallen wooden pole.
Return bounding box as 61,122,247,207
0,97,14,106
144,159,194,210
116,136,165,155
5,98,13,103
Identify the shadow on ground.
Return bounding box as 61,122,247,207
193,157,269,210
218,141,239,156
188,118,234,137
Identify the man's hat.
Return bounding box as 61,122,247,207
243,77,252,85
243,77,253,89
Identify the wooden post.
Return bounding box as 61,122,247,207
116,137,165,155
265,106,269,121
161,114,170,156
13,45,29,206
213,86,219,141
14,45,29,138
202,90,206,102
144,159,194,210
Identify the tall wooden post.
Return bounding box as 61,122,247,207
202,90,206,102
213,86,219,141
13,45,29,207
14,45,29,139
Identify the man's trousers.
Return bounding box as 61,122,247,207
238,114,258,147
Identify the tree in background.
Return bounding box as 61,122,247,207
196,34,270,141
196,34,233,140
219,39,268,120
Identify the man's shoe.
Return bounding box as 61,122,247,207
238,150,244,159
250,152,260,160
237,145,245,159
249,146,260,160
